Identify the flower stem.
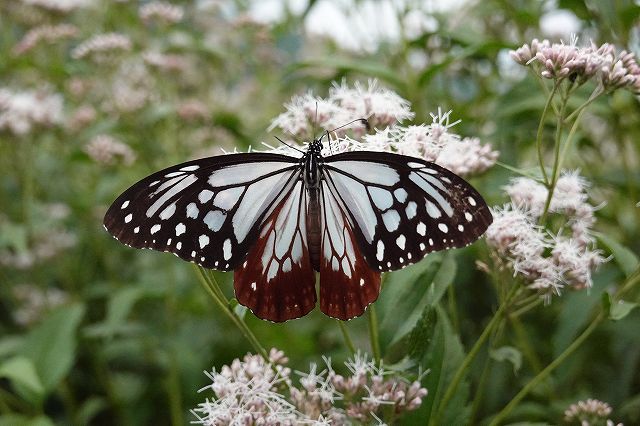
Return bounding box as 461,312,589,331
368,304,381,363
337,320,356,356
488,312,605,426
194,266,268,360
433,284,520,425
536,82,559,185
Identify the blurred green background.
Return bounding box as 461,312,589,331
0,0,639,424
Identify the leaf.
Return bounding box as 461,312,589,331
75,397,108,425
594,232,639,277
378,253,457,351
0,415,54,426
603,293,639,321
0,357,44,400
490,346,523,374
84,287,145,338
19,304,85,393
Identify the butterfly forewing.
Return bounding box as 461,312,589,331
103,153,300,271
322,152,493,272
319,179,381,320
234,180,317,322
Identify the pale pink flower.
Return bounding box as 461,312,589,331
20,0,93,12
143,51,189,73
84,134,136,166
0,88,64,135
13,24,78,55
72,33,132,63
12,284,69,326
564,399,618,425
139,1,184,24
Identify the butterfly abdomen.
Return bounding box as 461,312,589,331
307,187,322,271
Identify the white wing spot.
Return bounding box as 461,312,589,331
121,200,130,209
267,261,279,281
369,187,394,210
382,210,401,232
204,210,226,232
405,202,417,219
438,223,449,233
417,222,426,236
176,242,182,250
387,261,391,268
426,201,441,219
151,224,161,234
399,257,404,263
186,203,199,219
149,180,160,187
251,282,257,291
429,238,434,246
199,234,210,248
198,190,214,203
331,257,339,271
282,258,292,272
465,211,473,222
223,238,232,261
420,243,426,250
394,188,408,202
124,213,132,223
359,278,365,287
376,240,385,261
407,252,412,260
341,257,352,278
201,256,205,262
167,238,172,245
165,171,184,178
175,223,186,236
134,226,140,234
468,196,477,206
159,203,176,220
180,165,199,172
191,251,196,257
458,224,465,232
396,234,406,250
407,162,423,168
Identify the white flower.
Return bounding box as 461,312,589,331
72,33,132,62
139,1,184,24
21,0,93,12
84,135,136,166
0,88,64,135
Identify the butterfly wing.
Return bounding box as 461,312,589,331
319,178,381,320
234,180,317,322
322,151,493,271
103,153,300,271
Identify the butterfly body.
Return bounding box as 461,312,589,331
104,138,493,322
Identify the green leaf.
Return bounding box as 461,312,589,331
19,304,85,393
0,415,54,426
75,397,108,425
378,253,458,352
594,232,639,277
490,346,523,374
599,292,636,321
0,357,44,399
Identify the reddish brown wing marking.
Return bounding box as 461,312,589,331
234,181,316,322
319,181,381,320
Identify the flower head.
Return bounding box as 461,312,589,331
72,33,132,63
0,88,64,136
13,24,78,55
84,134,136,166
139,1,184,25
564,398,621,425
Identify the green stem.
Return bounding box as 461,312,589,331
488,312,605,426
536,82,559,185
368,304,381,363
510,297,543,318
337,320,356,356
540,87,569,223
616,267,640,298
433,284,520,425
194,266,268,360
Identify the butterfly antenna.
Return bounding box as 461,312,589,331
275,136,305,154
327,118,369,135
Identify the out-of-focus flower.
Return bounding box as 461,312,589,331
193,349,426,425
143,51,189,73
13,24,78,55
108,60,154,113
539,9,581,40
0,88,64,136
176,99,209,121
564,398,622,426
72,33,132,63
511,38,640,92
486,171,606,296
84,134,136,166
12,284,69,326
66,104,96,131
139,1,184,24
20,0,93,13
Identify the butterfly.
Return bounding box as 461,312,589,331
103,129,492,322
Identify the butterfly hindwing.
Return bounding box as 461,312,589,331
103,153,300,271
319,179,381,320
234,180,317,322
322,151,493,272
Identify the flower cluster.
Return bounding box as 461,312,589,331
0,87,64,136
139,1,184,25
84,134,136,166
11,283,69,326
510,38,640,92
564,398,622,426
269,80,413,140
268,83,498,178
20,0,92,13
71,32,132,63
486,171,606,296
192,350,426,425
13,24,79,55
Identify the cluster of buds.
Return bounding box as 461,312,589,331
0,87,64,136
84,134,136,166
139,1,184,25
192,349,426,425
486,171,606,296
13,24,78,55
71,33,132,63
564,398,622,426
510,38,640,93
